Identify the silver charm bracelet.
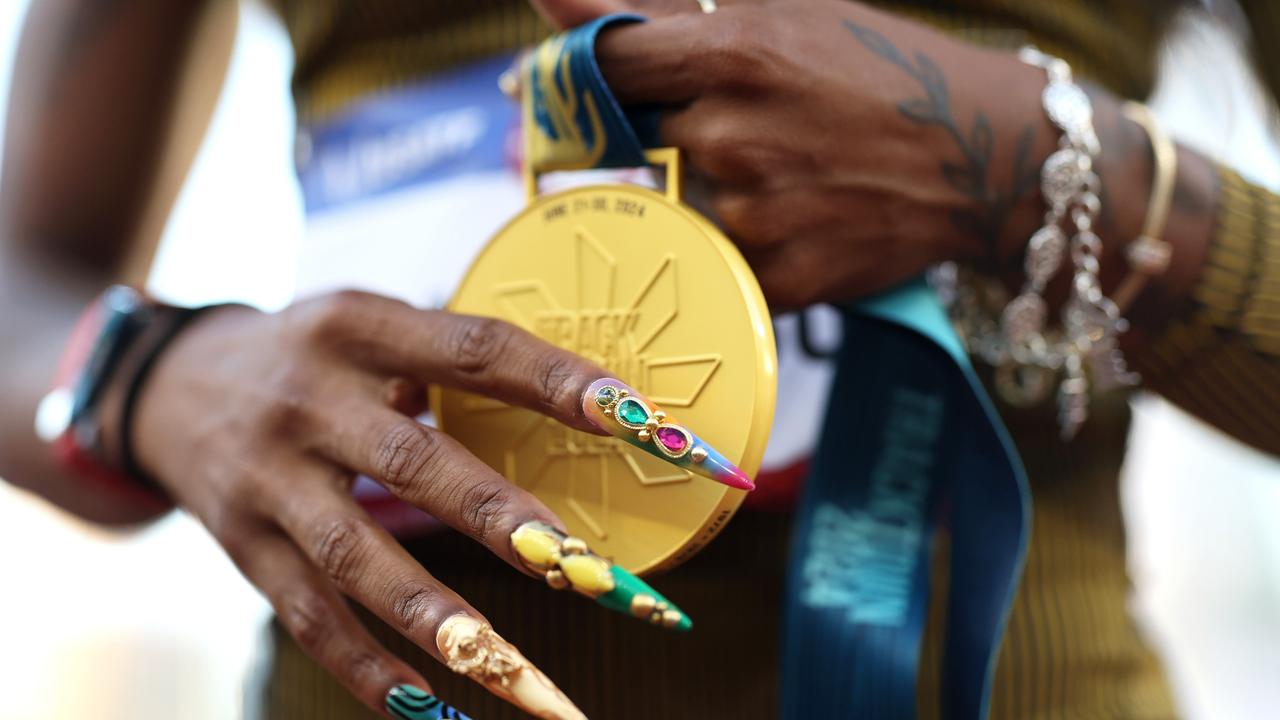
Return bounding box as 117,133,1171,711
939,48,1134,439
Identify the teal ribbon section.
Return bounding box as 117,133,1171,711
531,16,1030,718
781,282,1029,719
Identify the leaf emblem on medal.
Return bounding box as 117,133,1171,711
463,222,723,539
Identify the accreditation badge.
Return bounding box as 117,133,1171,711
431,15,777,573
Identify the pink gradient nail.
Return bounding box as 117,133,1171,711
581,378,755,491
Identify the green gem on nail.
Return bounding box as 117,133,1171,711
595,385,618,407
616,398,650,425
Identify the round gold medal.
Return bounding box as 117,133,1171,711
432,150,776,574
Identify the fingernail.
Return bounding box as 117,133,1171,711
511,521,693,631
581,378,755,491
437,614,587,720
385,684,472,720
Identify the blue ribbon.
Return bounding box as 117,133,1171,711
782,285,1029,719
528,15,1030,718
523,14,656,172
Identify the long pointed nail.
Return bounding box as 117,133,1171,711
511,521,693,631
385,684,472,720
581,378,755,491
437,614,587,720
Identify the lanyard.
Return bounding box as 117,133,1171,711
523,14,1031,718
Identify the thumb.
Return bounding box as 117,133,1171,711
528,0,708,29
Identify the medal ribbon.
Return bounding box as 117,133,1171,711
524,15,1030,719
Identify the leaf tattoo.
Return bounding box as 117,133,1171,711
843,19,1039,265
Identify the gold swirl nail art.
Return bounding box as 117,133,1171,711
437,613,587,720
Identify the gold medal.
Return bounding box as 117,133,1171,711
432,150,775,573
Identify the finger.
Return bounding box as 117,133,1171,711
300,293,608,435
228,523,472,719
297,293,755,490
408,321,757,489
657,96,785,187
595,14,711,105
530,0,711,29
597,3,787,106
263,473,590,719
305,404,695,628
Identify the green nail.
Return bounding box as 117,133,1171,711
597,565,694,632
385,684,473,720
511,521,694,631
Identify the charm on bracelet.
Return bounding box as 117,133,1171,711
940,48,1137,439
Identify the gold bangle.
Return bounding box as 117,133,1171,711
1114,101,1176,310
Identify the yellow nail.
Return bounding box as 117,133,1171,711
558,553,615,596
509,521,692,631
511,523,562,571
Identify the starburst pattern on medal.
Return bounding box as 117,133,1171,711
469,224,723,538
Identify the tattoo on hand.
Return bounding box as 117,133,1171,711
843,19,1039,265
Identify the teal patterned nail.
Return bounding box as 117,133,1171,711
385,684,472,720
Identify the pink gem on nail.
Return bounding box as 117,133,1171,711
656,427,689,453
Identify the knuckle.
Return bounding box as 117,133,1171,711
294,290,375,343
342,648,388,689
259,380,315,436
702,14,772,82
450,316,514,377
279,590,334,654
534,353,580,415
372,422,442,494
207,514,250,563
691,122,767,183
458,478,515,543
387,581,443,635
199,475,259,550
312,514,374,587
713,194,773,244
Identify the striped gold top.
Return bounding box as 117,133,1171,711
1135,166,1280,454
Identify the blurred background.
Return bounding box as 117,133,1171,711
0,0,1277,718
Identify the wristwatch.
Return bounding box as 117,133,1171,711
35,285,201,509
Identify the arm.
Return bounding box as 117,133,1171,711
2,5,720,716
538,0,1272,454
0,0,223,524
1121,0,1280,456
1129,162,1280,456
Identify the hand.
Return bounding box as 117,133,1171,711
536,0,1060,309
124,291,694,719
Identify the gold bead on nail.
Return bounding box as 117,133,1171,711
653,410,666,422
661,609,683,628
691,446,708,464
637,429,651,442
629,594,658,619
545,569,570,590
561,537,589,556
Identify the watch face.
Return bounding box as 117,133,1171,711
37,285,149,448
35,387,74,443
434,183,776,574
